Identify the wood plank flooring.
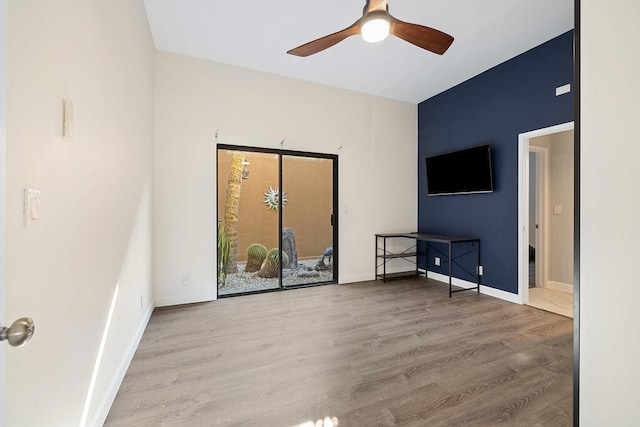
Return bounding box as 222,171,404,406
528,287,573,318
105,278,573,426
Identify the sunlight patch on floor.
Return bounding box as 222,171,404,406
293,416,339,427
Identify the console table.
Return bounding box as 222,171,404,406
375,232,481,297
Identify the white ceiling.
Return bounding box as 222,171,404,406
142,0,574,104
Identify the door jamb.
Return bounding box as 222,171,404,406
0,1,8,425
517,121,574,304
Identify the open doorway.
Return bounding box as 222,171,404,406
519,122,574,317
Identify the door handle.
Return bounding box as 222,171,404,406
0,317,35,347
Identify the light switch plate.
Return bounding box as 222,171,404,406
24,188,41,229
63,98,74,140
553,205,562,215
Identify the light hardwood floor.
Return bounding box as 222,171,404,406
528,287,573,318
105,278,573,426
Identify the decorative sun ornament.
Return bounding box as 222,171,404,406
263,186,287,210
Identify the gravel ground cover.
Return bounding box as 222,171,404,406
219,258,334,295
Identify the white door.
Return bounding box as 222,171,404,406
1,6,36,423
529,146,549,290
528,152,537,287
1,1,8,425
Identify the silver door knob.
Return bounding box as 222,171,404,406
0,317,35,347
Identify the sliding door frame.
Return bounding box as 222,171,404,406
216,144,338,296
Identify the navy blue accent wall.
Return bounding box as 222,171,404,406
418,30,574,293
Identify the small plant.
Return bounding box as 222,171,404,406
245,243,267,273
217,222,230,287
258,248,289,278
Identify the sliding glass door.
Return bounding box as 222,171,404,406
217,146,337,296
217,149,281,296
282,154,336,287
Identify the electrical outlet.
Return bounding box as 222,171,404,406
181,275,190,286
555,84,571,96
435,257,441,266
478,266,484,276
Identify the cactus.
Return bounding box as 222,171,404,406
245,243,267,273
223,152,246,274
217,222,230,287
258,248,289,278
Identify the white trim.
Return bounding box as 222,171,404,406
518,121,574,305
0,1,7,425
427,271,521,305
155,293,216,308
90,301,155,427
547,281,573,294
340,274,375,284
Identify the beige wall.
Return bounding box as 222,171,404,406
548,130,573,285
6,1,154,426
581,0,640,424
217,151,334,262
154,51,418,306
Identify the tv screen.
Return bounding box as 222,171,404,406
426,144,493,196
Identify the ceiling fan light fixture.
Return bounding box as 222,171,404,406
361,17,390,43
286,0,454,57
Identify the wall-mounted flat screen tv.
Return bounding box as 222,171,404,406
426,144,493,196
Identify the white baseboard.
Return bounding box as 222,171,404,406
155,292,217,307
546,280,573,294
340,266,423,285
91,301,155,427
339,273,375,284
426,271,521,304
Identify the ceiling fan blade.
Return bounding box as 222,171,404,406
390,16,454,55
287,22,361,57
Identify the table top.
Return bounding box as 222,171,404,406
375,232,480,243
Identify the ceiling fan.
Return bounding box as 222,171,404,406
287,0,454,57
